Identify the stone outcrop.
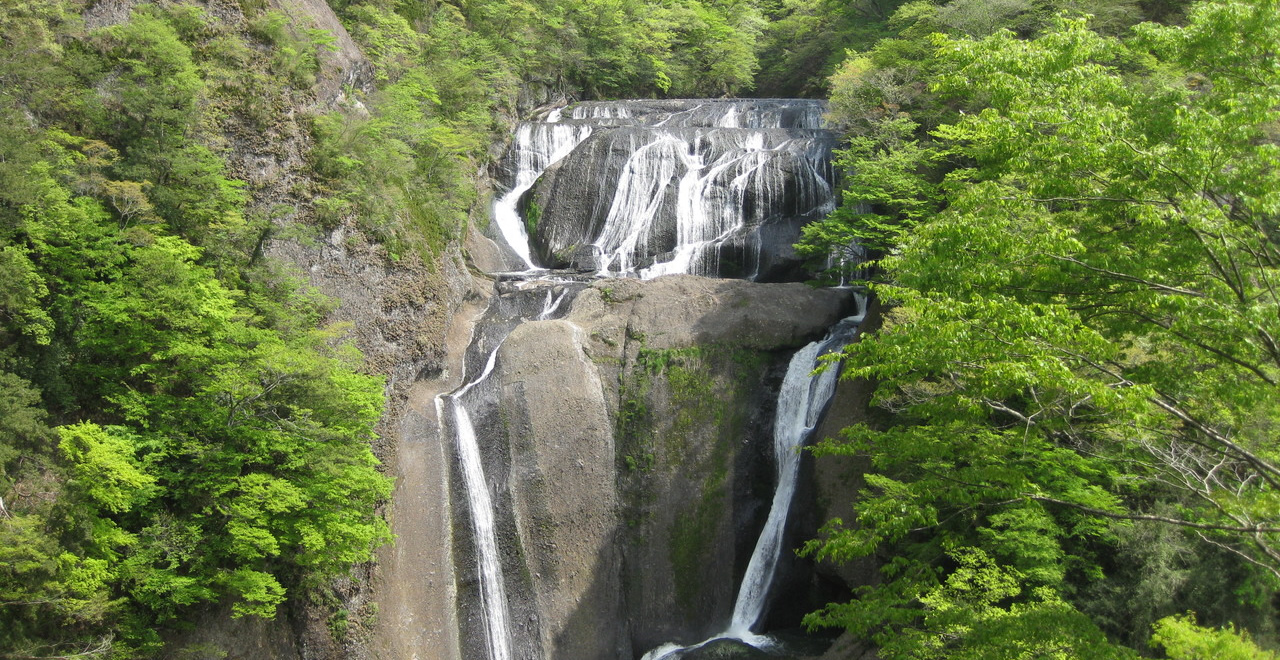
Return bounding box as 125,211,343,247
804,297,883,596
424,275,852,659
494,320,621,658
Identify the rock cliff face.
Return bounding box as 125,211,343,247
89,0,479,656
568,277,852,654
368,99,863,658
401,275,853,660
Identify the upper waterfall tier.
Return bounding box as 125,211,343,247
491,99,837,281
557,99,829,129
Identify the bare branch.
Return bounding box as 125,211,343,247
1194,532,1280,580
1014,196,1176,206
1045,254,1207,298
1026,494,1280,533
1048,344,1280,490
1,635,114,660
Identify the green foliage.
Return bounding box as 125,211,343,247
58,423,155,514
860,547,1140,659
0,3,396,655
525,199,542,236
755,0,910,96
1153,614,1279,660
0,371,117,658
85,6,250,254
412,0,768,98
248,11,336,87
807,0,1280,656
798,0,1200,282
0,246,55,344
313,3,519,261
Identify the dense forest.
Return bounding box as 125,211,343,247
0,0,1277,657
799,0,1280,658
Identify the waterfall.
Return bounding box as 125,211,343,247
450,99,848,660
440,347,512,660
642,301,866,660
538,287,569,320
728,309,864,636
491,99,836,279
492,120,593,270
439,282,586,660
592,134,689,275
638,133,839,280
601,126,833,279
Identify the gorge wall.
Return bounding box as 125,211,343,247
16,3,872,660
375,275,855,660
97,2,866,652
368,97,867,660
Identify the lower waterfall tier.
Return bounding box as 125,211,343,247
439,275,855,659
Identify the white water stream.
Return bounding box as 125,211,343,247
492,120,593,270
452,100,847,660
643,304,865,660
488,100,835,279
592,129,835,279
438,348,512,660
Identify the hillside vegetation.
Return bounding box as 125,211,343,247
3,0,1277,657
800,0,1280,657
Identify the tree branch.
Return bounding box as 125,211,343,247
1026,495,1280,533
1194,531,1280,580
1045,254,1207,298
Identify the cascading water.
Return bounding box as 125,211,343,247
641,301,866,660
492,119,594,270
438,281,587,660
440,349,512,660
640,134,832,280
489,99,837,280
591,134,688,275
446,99,849,660
728,308,865,637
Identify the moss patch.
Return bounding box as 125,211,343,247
616,340,774,616
670,492,726,613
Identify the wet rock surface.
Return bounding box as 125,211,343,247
436,275,852,658
494,100,837,281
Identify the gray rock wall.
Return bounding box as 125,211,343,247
445,276,853,657
497,320,623,658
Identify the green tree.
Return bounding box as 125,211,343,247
0,372,117,658
0,4,397,653
807,1,1280,655
1153,614,1279,660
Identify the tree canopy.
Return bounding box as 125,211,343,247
804,0,1280,655
0,2,397,655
